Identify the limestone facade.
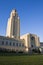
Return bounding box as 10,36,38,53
0,9,41,53
6,9,20,39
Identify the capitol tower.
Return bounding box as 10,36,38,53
6,9,20,39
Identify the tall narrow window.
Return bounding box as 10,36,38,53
22,44,24,47
9,42,11,46
13,42,15,46
16,43,18,47
19,43,21,47
2,41,4,45
6,41,8,45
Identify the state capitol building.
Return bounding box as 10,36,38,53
0,9,42,53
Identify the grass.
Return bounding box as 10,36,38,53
0,55,43,65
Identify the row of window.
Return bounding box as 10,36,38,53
1,41,24,47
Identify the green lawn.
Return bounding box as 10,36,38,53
0,55,43,65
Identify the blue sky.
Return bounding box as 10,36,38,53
0,0,43,42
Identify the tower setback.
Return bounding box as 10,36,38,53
6,9,20,39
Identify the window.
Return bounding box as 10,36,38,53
6,41,8,45
31,36,35,46
31,45,33,47
2,41,4,45
19,43,21,47
9,42,11,46
16,43,18,47
22,44,24,47
13,42,15,46
31,37,34,40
